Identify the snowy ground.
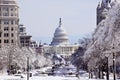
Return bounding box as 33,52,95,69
0,73,85,80
0,73,119,80
0,66,119,80
0,75,101,80
0,75,119,80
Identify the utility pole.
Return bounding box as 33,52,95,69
27,57,29,80
113,52,116,80
106,57,109,80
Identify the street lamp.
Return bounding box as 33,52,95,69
105,53,109,80
27,57,29,80
112,46,116,80
112,25,117,80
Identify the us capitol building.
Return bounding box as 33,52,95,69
43,18,79,58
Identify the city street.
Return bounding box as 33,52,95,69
0,65,119,80
0,75,120,80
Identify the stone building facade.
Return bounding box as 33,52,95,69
19,24,32,47
97,0,118,25
0,0,19,47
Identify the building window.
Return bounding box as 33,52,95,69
11,27,14,31
3,7,9,11
4,20,9,25
4,33,9,37
3,1,9,4
20,28,23,32
11,13,14,16
11,20,14,25
0,33,1,37
4,39,9,43
0,40,1,43
21,41,24,43
3,13,9,16
11,8,14,11
11,40,14,43
11,33,14,37
4,27,9,31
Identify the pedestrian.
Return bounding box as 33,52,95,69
7,69,10,75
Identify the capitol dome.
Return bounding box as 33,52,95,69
51,18,69,46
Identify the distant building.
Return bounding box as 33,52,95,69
43,18,79,58
19,24,32,47
51,18,69,46
35,43,44,54
97,0,117,25
30,40,38,48
0,0,19,47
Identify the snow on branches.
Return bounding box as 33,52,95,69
0,46,52,71
84,3,120,70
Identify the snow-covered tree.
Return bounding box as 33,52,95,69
84,2,120,76
0,46,52,72
70,36,91,74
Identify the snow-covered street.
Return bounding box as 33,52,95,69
0,65,92,80
0,76,79,80
0,75,120,80
0,65,119,80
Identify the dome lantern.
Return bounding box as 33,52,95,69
59,18,62,27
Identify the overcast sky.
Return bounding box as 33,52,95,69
18,0,101,44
